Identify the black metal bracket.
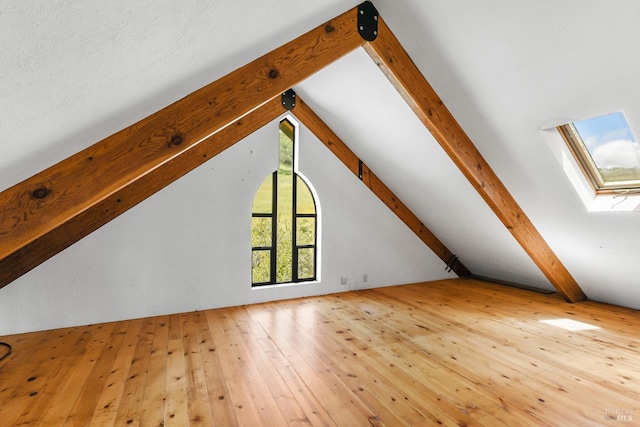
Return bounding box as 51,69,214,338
357,1,379,41
282,89,296,110
358,159,364,180
445,255,459,273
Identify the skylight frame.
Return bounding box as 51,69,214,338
557,113,640,193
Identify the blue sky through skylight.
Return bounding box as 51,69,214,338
573,112,640,170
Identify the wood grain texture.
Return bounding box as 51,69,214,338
0,98,283,290
1,0,585,305
1,278,638,426
0,6,364,290
363,17,587,303
293,97,470,277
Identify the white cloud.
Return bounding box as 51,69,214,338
591,139,640,169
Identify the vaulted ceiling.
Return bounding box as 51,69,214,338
3,0,640,310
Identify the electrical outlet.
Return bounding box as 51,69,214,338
363,274,368,283
341,276,347,285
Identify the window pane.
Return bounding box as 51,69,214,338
252,250,271,284
296,217,315,246
251,217,272,247
297,248,315,280
251,117,319,286
296,176,315,214
572,112,640,184
276,164,293,284
279,125,293,173
252,176,273,214
275,223,292,283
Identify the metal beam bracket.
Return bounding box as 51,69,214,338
357,1,378,41
445,255,460,273
358,159,364,180
282,89,297,110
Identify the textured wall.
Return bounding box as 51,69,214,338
6,0,640,325
0,119,454,335
0,0,359,191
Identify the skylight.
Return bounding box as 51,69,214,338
558,112,640,192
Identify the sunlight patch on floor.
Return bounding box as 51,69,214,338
539,318,601,331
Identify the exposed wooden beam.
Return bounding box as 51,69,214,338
0,98,284,289
1,1,587,303
363,18,587,302
0,7,365,289
292,96,470,277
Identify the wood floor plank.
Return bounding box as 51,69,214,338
4,326,98,426
0,327,80,424
195,312,239,426
247,304,339,426
250,301,387,426
64,318,144,427
1,278,639,426
0,328,52,376
419,281,640,368
364,288,582,411
206,308,266,426
254,314,401,426
309,294,519,427
162,336,190,426
302,295,500,426
231,306,314,426
182,311,216,425
219,306,293,426
369,282,637,425
36,323,120,426
265,297,445,426
111,318,155,427
88,317,152,427
138,315,170,427
382,282,640,403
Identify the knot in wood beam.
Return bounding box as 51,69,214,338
31,187,50,200
168,134,184,147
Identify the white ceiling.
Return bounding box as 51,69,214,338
3,0,640,308
295,49,552,290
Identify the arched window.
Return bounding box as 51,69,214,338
251,117,318,286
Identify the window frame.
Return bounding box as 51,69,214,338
251,117,318,287
251,172,277,287
557,114,640,193
292,175,317,283
541,116,640,212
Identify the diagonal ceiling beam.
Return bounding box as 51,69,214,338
0,1,587,303
291,96,470,277
362,16,587,302
0,6,365,289
0,98,284,289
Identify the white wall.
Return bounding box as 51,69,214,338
297,49,555,292
373,0,640,309
0,0,359,191
0,118,454,335
10,0,640,329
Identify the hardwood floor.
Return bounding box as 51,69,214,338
1,278,639,426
